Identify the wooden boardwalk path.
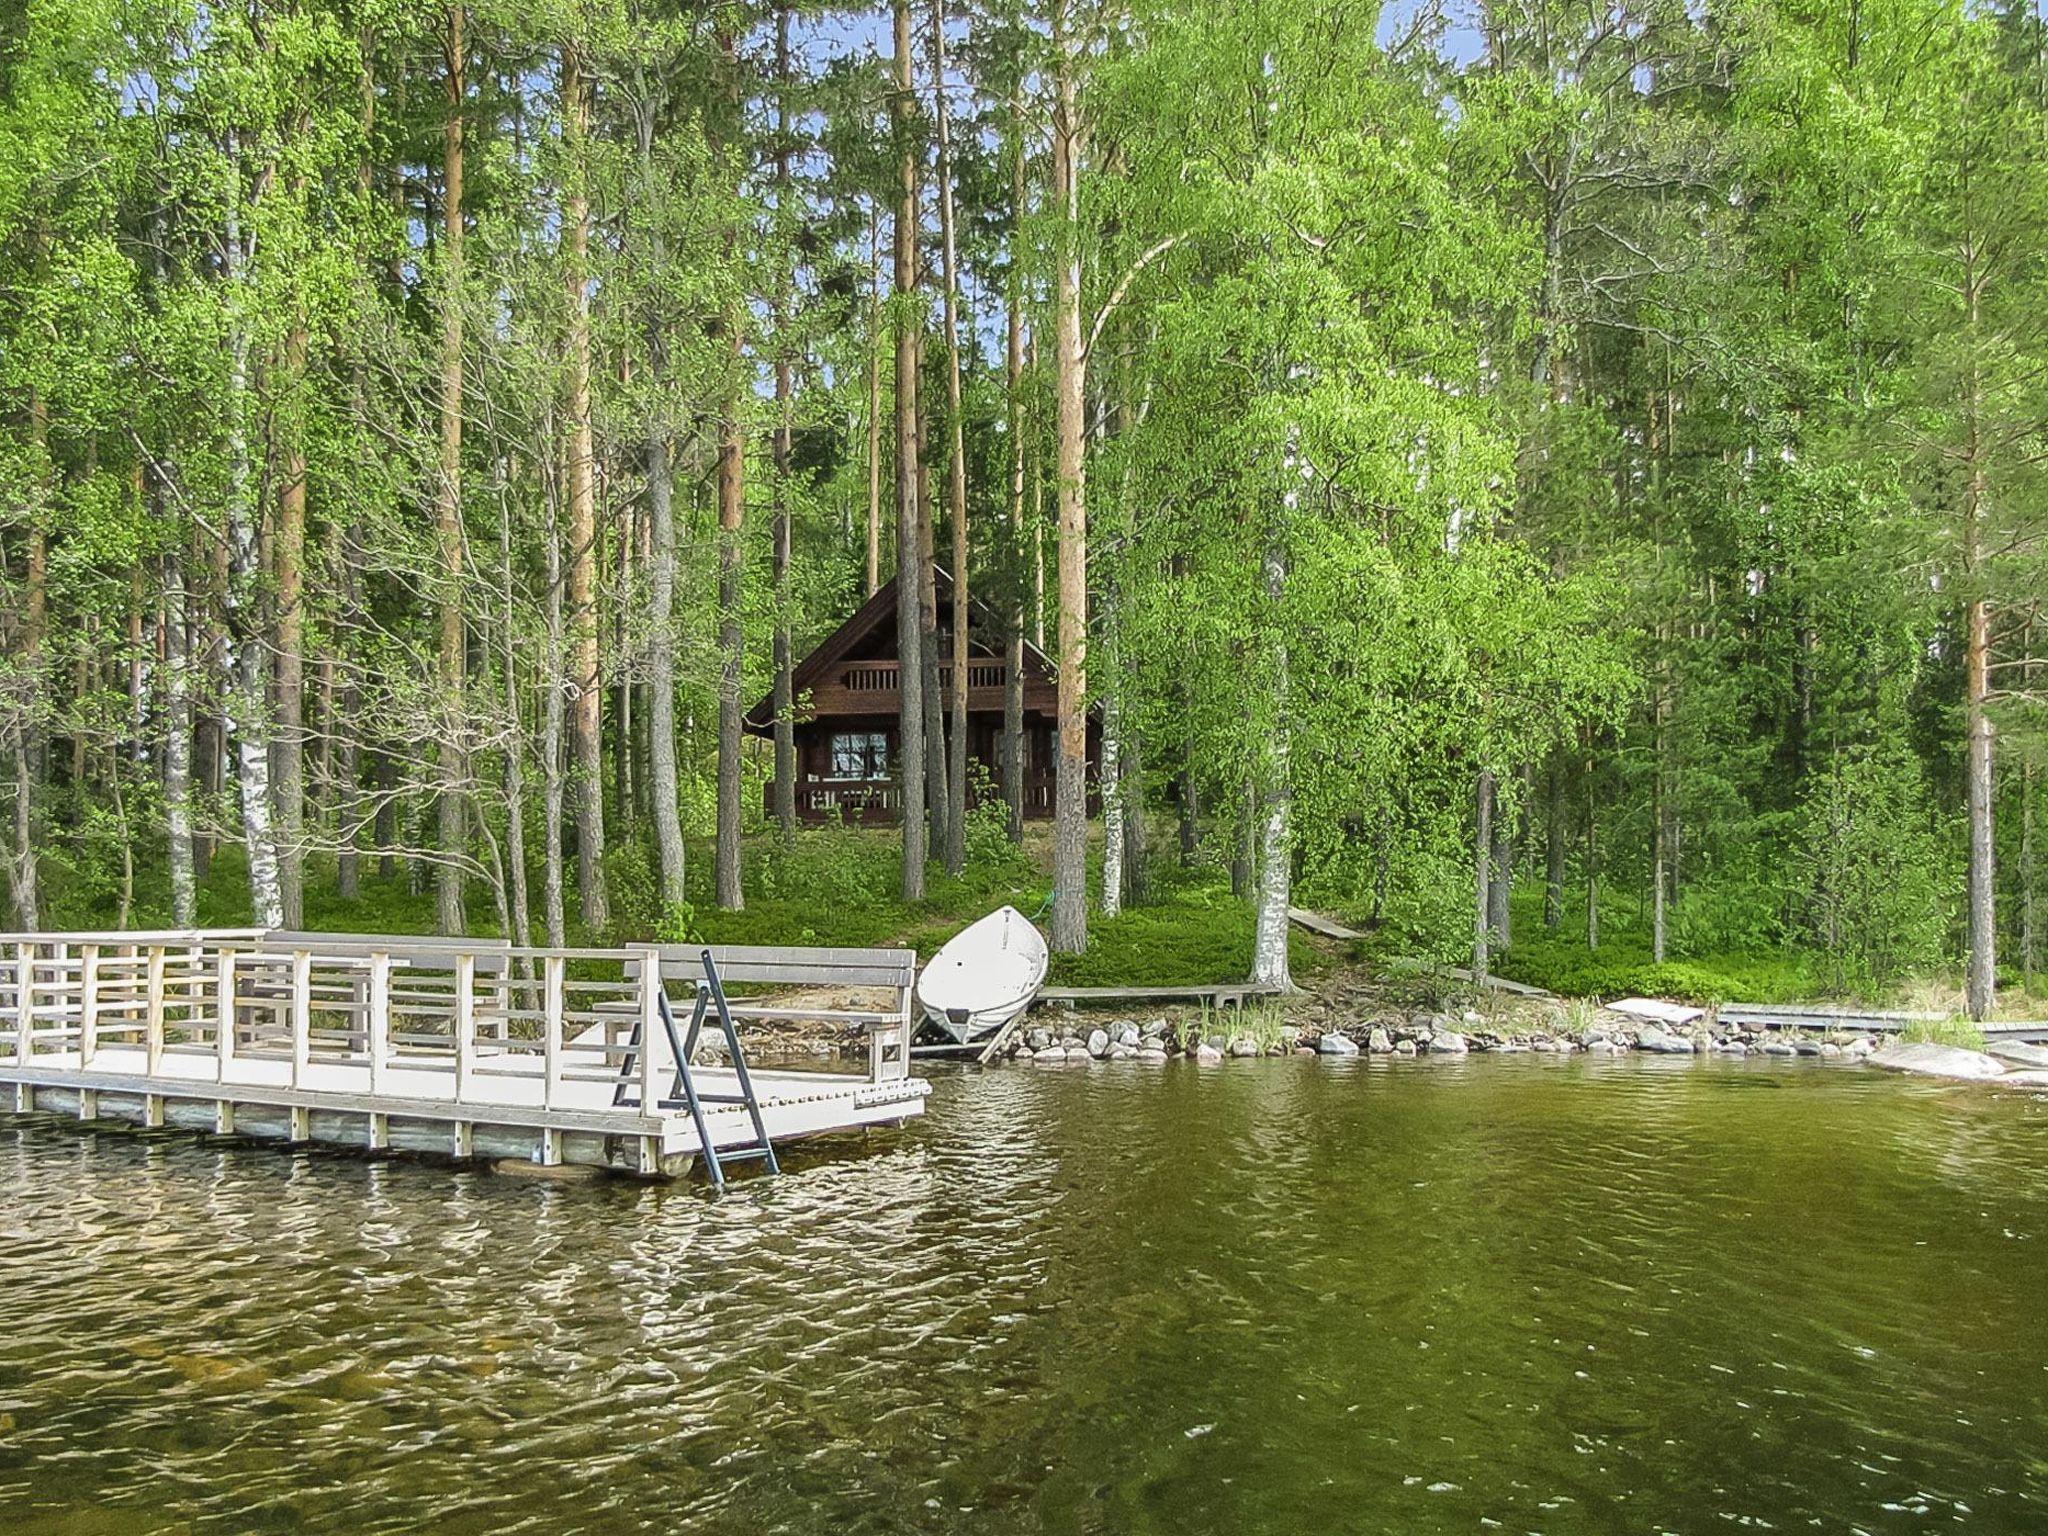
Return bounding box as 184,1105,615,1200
0,930,926,1179
1719,1003,2048,1044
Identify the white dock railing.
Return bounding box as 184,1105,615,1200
1,930,914,1098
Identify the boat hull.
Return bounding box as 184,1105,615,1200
922,997,1032,1045
916,906,1048,1046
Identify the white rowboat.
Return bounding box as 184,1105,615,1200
918,906,1049,1044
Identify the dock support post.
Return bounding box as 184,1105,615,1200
633,1135,660,1176
368,952,391,1094
14,1082,31,1113
78,1088,97,1122
637,948,660,1110
289,1105,311,1143
214,949,236,1079
367,1111,389,1152
289,949,311,1089
538,1127,563,1167
14,941,33,1065
453,952,476,1104
143,1093,164,1129
214,1100,235,1135
452,1121,474,1160
542,955,565,1111
145,947,166,1076
79,945,99,1070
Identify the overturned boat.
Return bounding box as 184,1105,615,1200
918,906,1049,1044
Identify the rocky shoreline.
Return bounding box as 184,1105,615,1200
736,988,2046,1094
989,1010,1887,1064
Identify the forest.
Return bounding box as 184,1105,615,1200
0,0,2043,1018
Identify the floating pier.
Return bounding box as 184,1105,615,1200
0,930,926,1181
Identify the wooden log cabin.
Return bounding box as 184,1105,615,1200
744,566,1097,824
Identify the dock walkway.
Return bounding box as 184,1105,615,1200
1,930,927,1179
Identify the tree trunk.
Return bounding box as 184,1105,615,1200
715,407,746,912
1122,729,1148,906
542,488,568,947
1488,775,1512,949
917,451,949,860
933,0,969,877
334,525,363,903
630,87,687,913
2020,760,2036,988
1474,769,1494,984
1544,752,1565,928
1231,779,1252,899
562,42,608,933
1049,11,1089,955
499,480,531,950
892,0,926,900
1250,534,1292,993
1965,595,1996,1018
1003,102,1028,846
223,129,284,930
866,204,884,597
1100,699,1123,917
274,316,307,928
1584,752,1599,953
162,556,196,926
769,7,797,844
10,394,46,929
433,3,467,936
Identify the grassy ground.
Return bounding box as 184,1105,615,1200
107,823,1313,987
44,824,2034,1008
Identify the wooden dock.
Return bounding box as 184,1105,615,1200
0,930,926,1180
1718,1003,2048,1044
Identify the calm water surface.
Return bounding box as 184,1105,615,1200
5,1056,2048,1534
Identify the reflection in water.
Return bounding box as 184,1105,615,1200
4,1057,2048,1533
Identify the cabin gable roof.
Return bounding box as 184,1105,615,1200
744,565,1061,732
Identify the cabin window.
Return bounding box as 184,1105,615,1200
828,731,890,780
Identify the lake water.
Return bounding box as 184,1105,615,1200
5,1055,2048,1534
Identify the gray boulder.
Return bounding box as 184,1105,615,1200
1367,1027,1394,1054
1112,1020,1141,1048
1393,1039,1418,1057
1989,1041,2048,1070
1869,1041,2006,1080
1228,1034,1262,1058
1086,1028,1112,1060
1025,1027,1051,1051
1317,1031,1360,1056
1635,1025,1694,1055
1192,1042,1224,1064
1430,1031,1469,1056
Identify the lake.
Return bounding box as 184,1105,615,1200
4,1055,2047,1533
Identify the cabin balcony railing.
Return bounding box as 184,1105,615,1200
787,779,902,818
841,660,1007,694
770,774,1055,820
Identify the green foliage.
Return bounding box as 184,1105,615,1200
1899,1016,1988,1053
1493,893,1816,1004
1798,747,1957,998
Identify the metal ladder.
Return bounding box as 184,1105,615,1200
614,949,780,1190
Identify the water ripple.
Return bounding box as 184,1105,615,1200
4,1059,2048,1532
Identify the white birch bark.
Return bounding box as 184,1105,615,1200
222,128,283,930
